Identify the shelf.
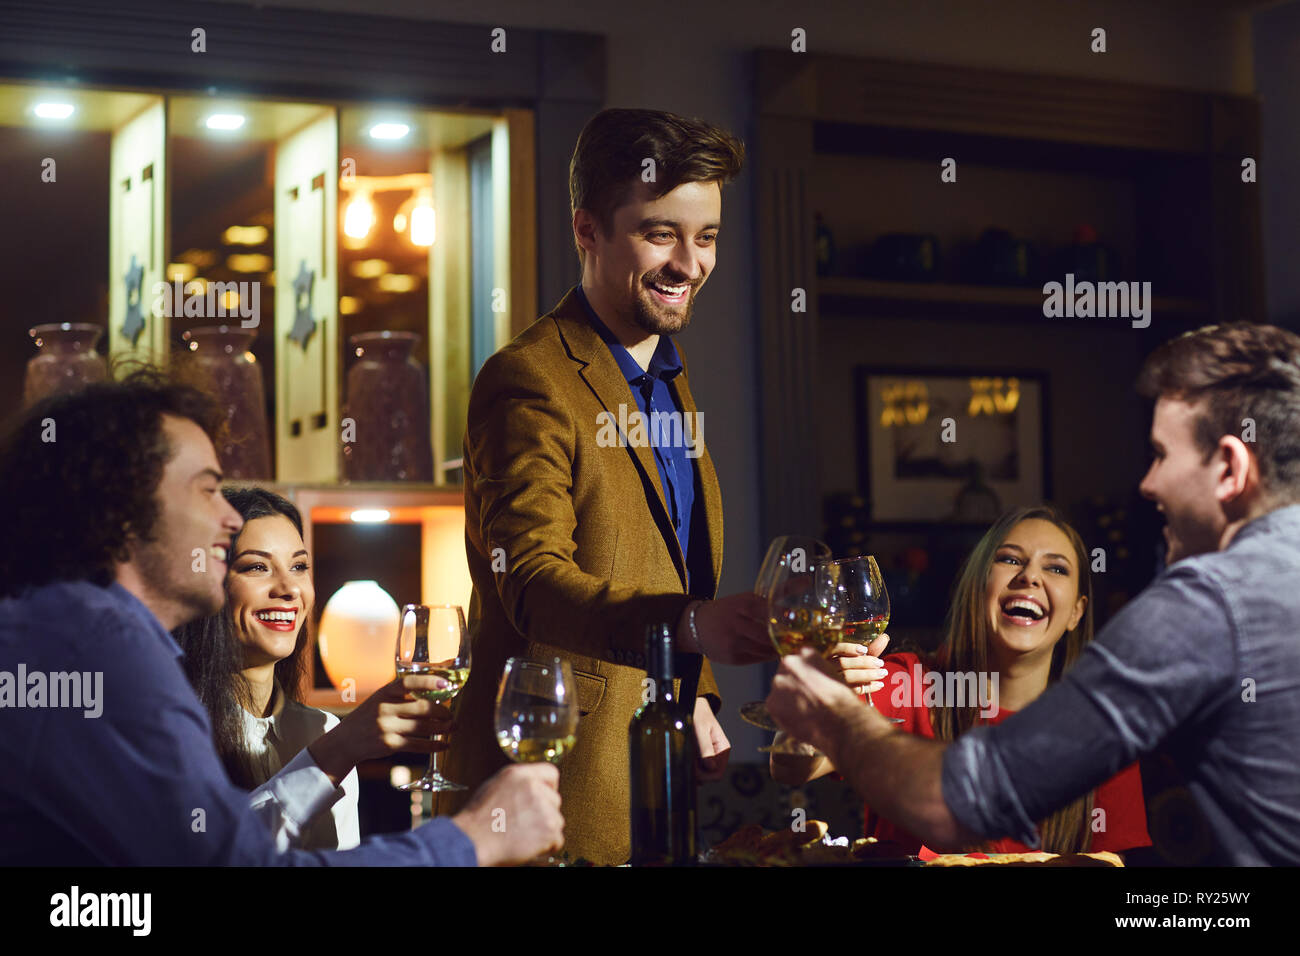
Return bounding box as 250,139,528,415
818,277,1210,320
229,479,464,496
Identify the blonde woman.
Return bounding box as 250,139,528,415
772,505,1151,856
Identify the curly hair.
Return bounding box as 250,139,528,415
173,488,311,790
0,366,225,598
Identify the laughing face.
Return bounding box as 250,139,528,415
984,518,1086,663
129,414,243,630
226,515,314,669
1138,396,1226,564
576,179,721,337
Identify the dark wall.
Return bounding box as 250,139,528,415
1254,1,1300,330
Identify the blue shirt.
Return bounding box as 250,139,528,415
575,284,698,588
942,504,1300,865
0,579,477,866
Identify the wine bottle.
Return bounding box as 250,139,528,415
628,623,697,865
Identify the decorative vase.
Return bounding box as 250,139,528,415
180,325,272,480
24,323,108,406
342,331,434,481
318,580,401,698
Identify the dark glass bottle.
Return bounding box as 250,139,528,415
628,623,697,865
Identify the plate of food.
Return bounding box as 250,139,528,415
704,822,921,866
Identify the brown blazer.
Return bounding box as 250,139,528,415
435,287,723,864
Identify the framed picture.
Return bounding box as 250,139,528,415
854,367,1050,526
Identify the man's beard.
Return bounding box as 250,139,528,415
134,533,225,627
629,279,695,336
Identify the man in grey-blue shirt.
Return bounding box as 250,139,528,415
768,323,1300,865
0,372,563,865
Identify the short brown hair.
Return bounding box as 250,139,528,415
1136,323,1300,500
568,108,745,270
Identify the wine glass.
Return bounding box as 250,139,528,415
495,657,577,865
820,555,904,724
495,657,579,765
757,547,844,755
394,604,471,792
739,536,832,732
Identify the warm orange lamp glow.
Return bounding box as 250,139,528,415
317,580,400,699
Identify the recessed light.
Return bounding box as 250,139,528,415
33,103,75,120
368,123,410,141
350,509,391,523
205,113,245,131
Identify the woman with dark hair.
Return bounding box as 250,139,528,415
771,505,1151,857
175,487,448,851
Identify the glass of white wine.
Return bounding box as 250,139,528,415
494,657,578,766
495,657,577,865
394,604,471,792
757,549,844,755
820,555,903,724
739,535,832,732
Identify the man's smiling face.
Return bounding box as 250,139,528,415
578,179,721,336
1139,396,1227,563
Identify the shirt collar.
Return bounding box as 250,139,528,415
574,284,683,385
242,682,288,739
1231,502,1300,547
108,581,185,661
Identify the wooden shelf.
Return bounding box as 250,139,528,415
818,276,1210,318
228,479,463,496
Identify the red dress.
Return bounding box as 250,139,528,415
864,652,1152,858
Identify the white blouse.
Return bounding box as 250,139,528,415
241,685,360,851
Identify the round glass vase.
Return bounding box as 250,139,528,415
342,331,434,482
24,323,108,406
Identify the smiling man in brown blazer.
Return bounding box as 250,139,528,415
438,108,773,864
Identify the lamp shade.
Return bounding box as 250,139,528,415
318,580,400,698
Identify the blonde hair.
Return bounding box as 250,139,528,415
929,505,1096,852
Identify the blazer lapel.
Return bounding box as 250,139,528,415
669,356,723,598
550,291,686,587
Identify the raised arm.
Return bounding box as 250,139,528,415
768,566,1234,851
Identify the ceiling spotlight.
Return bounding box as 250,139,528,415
205,113,246,131
368,123,410,141
33,102,75,120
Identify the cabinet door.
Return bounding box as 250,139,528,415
274,111,339,482
109,99,167,365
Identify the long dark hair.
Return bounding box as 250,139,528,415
929,505,1097,853
174,487,310,790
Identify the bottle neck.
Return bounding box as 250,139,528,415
647,674,685,710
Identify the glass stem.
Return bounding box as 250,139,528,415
428,734,442,778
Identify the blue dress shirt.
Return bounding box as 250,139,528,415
575,284,699,589
0,579,477,866
942,503,1300,865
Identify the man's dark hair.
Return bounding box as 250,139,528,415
569,108,745,270
1136,322,1300,501
174,487,309,790
0,367,225,597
